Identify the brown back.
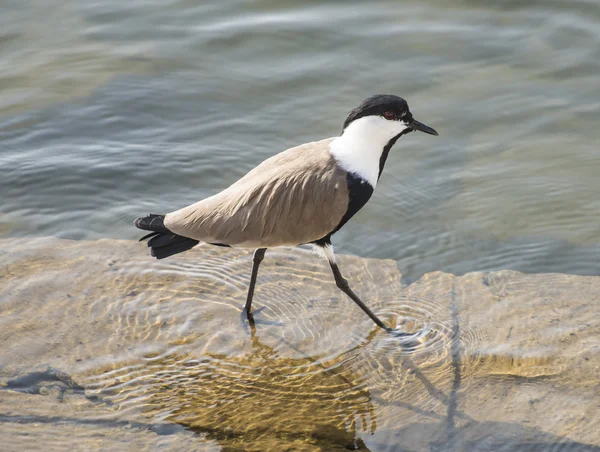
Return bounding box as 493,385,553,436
164,138,349,247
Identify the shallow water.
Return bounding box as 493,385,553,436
1,0,600,450
1,0,600,282
1,238,599,451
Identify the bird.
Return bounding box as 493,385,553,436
134,94,438,332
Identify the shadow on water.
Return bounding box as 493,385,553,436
3,298,598,451
1,239,599,450
1,338,374,449
148,325,378,450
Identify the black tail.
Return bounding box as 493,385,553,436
134,214,199,259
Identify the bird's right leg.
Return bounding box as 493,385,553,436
322,244,390,331
242,248,267,324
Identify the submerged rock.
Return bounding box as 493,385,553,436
1,237,598,451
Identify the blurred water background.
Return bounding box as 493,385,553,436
1,0,599,282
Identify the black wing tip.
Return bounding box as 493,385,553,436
149,237,200,259
134,214,169,232
138,231,161,242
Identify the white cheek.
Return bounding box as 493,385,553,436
329,116,408,187
395,121,410,135
357,116,409,141
384,119,409,137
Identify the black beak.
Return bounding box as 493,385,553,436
408,119,438,136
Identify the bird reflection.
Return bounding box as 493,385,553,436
130,325,375,451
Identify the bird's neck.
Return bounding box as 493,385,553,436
329,121,401,188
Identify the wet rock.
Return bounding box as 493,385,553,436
1,237,598,451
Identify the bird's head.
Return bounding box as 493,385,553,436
330,94,438,186
342,94,438,142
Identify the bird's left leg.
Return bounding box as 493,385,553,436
242,248,267,323
322,244,390,331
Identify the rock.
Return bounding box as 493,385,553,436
1,237,598,451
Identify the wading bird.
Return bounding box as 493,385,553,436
135,94,438,331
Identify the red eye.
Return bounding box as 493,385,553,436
383,110,396,120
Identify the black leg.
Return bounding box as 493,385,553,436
243,248,267,319
323,245,390,331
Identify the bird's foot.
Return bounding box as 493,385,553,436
240,307,257,334
385,327,424,347
240,307,283,334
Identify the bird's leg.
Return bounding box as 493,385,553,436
322,245,390,331
242,248,267,321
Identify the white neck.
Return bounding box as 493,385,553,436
328,116,408,187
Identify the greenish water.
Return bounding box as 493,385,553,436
1,0,599,282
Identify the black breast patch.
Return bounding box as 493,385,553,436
312,172,374,246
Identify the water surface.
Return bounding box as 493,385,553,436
1,238,599,451
1,0,600,282
1,1,600,450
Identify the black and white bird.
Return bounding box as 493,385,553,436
135,94,438,331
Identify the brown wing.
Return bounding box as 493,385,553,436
164,138,349,247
